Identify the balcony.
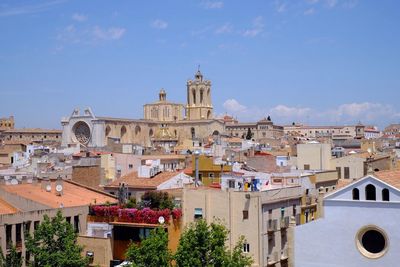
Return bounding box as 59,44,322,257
267,219,277,233
305,196,312,206
267,251,279,266
280,217,290,229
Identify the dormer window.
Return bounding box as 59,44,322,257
365,184,376,201
382,189,389,201
352,188,360,200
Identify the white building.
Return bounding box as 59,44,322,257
295,173,400,267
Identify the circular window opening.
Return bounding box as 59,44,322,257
356,226,388,259
362,230,385,254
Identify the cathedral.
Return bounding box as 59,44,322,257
61,70,225,148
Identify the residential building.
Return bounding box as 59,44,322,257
0,175,116,267
284,124,365,139
296,142,332,170
181,186,302,267
0,128,62,143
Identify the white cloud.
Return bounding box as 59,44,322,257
325,0,338,8
242,16,264,37
221,99,400,127
223,99,247,113
275,1,287,13
151,19,168,29
201,1,224,9
72,13,87,22
304,8,315,15
215,23,233,34
0,0,66,17
270,105,312,118
93,26,126,40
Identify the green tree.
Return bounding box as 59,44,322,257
6,246,22,267
174,219,253,267
25,211,88,267
125,227,171,267
0,245,22,267
141,191,174,210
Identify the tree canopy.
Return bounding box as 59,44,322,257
25,211,88,267
125,227,171,267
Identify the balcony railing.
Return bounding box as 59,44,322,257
281,248,289,260
267,219,277,233
267,251,279,266
280,217,290,229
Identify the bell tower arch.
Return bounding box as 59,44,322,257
186,69,213,120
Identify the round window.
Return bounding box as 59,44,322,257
356,226,388,259
73,121,91,145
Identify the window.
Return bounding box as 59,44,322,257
304,164,310,170
243,210,249,220
292,204,297,217
305,189,309,195
34,221,40,230
336,167,342,179
243,243,250,253
66,217,71,224
352,188,360,200
74,216,80,233
280,207,285,218
228,180,235,188
344,167,350,179
24,221,31,237
208,173,215,178
128,164,133,169
16,223,22,248
194,208,203,220
139,228,151,239
382,189,390,201
356,227,388,259
6,225,12,249
365,184,376,201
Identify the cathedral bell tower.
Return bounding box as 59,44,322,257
186,69,213,120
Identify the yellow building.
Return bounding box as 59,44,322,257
190,155,231,186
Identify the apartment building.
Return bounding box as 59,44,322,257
181,186,302,267
0,176,116,266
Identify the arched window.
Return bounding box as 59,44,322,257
365,184,376,201
120,126,127,138
192,90,196,104
105,126,111,137
135,125,141,135
191,127,195,139
352,188,360,200
382,188,390,201
207,110,211,119
149,129,154,137
200,89,204,104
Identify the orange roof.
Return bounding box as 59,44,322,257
0,198,18,215
0,181,117,209
335,179,355,191
375,170,400,190
107,171,182,190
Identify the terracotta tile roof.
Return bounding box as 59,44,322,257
3,128,62,134
375,170,400,190
140,155,186,160
0,181,117,209
107,171,182,190
0,198,18,215
335,179,355,190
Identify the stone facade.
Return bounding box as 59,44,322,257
0,128,62,143
0,116,14,132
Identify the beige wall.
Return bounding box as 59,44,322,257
297,143,332,170
78,236,113,267
330,155,365,179
0,206,88,267
182,187,302,267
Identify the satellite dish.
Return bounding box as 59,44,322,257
56,184,63,193
46,184,51,192
11,178,18,185
158,216,165,225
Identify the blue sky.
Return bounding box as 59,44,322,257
0,0,399,129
